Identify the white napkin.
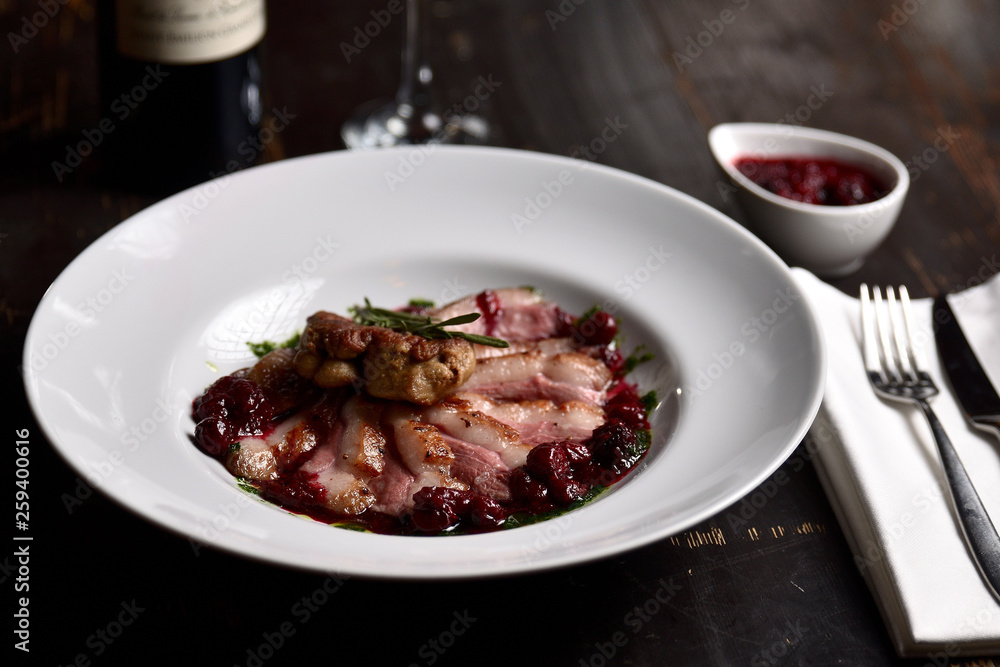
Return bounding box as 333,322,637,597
793,268,1000,657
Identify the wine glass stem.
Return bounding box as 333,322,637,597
397,0,431,112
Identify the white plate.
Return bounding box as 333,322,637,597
24,146,825,578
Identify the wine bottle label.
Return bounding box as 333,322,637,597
116,0,266,64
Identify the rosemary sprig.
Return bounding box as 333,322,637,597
349,299,510,348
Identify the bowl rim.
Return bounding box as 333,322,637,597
708,122,910,217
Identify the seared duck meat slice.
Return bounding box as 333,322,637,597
311,466,376,516
386,406,467,498
225,436,278,481
472,337,577,360
367,453,417,516
463,350,612,407
465,375,605,407
224,398,332,482
419,397,532,469
293,311,476,404
288,438,377,516
443,436,512,501
293,409,378,516
337,396,386,478
430,287,563,342
454,393,605,445
273,397,343,471
227,395,380,516
466,350,611,389
544,352,613,390
272,413,323,471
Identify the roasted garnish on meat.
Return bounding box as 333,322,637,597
292,311,476,405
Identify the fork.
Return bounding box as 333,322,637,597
860,284,1000,602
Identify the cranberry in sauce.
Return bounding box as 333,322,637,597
590,420,643,483
734,156,888,206
604,380,651,431
192,376,274,456
411,487,507,533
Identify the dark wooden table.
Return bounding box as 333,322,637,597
3,1,999,665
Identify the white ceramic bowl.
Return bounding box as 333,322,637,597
708,123,909,277
23,146,825,578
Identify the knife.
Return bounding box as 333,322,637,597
933,294,1000,603
933,295,1000,440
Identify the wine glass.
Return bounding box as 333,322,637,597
341,0,489,148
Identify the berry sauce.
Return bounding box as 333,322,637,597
734,156,889,206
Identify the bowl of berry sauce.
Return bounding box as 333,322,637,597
708,123,909,277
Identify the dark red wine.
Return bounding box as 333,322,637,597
97,0,266,193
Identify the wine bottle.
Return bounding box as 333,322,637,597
97,0,266,193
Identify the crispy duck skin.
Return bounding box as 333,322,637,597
337,396,387,478
418,397,532,469
292,311,476,405
453,392,605,445
386,404,468,502
460,349,612,408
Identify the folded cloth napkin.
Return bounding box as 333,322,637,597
793,268,1000,657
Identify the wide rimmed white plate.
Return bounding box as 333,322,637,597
24,146,825,578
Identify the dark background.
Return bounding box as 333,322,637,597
3,1,999,665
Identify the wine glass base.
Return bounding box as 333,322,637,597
341,98,489,149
